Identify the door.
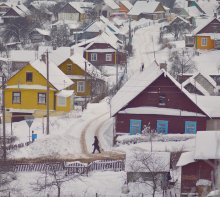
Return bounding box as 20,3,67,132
129,119,142,135
157,120,168,134
185,121,197,134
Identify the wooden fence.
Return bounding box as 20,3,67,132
0,159,125,175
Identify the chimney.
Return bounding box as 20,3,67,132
70,48,74,56
159,62,167,70
214,12,217,18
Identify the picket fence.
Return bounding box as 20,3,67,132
1,159,125,175
65,159,124,175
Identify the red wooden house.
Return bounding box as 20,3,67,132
177,131,220,196
110,61,220,136
75,32,126,67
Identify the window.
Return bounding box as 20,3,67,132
159,94,166,106
106,54,112,61
12,92,21,104
201,37,207,46
67,64,72,72
129,119,142,135
38,93,46,104
157,120,168,134
91,53,97,61
57,96,66,106
26,72,33,82
77,81,85,92
185,121,197,134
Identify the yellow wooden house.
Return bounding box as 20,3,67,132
5,59,74,121
192,18,220,50
58,53,106,105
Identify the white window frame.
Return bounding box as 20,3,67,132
201,37,207,46
38,93,46,104
57,96,66,107
77,81,85,92
91,53,97,61
106,54,112,61
12,92,21,104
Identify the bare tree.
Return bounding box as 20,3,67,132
169,49,196,79
126,150,171,197
32,163,82,197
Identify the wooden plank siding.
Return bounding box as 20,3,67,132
114,74,207,134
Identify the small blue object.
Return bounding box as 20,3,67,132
32,133,37,141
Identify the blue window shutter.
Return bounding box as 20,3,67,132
129,119,142,135
185,121,197,134
157,120,168,134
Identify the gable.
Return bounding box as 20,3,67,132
196,18,220,34
155,3,165,12
122,74,206,116
87,42,115,50
59,3,80,14
58,58,85,76
7,64,55,89
3,8,21,17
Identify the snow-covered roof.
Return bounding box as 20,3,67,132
69,54,105,81
207,190,220,197
119,106,206,117
196,179,212,186
9,50,37,62
49,47,72,66
68,2,94,14
100,15,121,34
194,131,220,160
34,28,50,36
31,1,56,8
193,18,219,35
104,0,119,10
56,90,74,98
196,96,220,118
125,151,170,172
128,1,161,16
120,0,133,10
169,16,190,25
186,6,205,17
193,50,220,75
30,59,73,90
176,151,195,167
110,61,209,117
16,4,31,15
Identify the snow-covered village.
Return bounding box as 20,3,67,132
0,0,220,196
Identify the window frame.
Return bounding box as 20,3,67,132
67,64,72,72
158,94,166,106
77,81,85,92
91,53,97,61
57,96,66,107
38,93,46,104
106,54,112,62
12,92,21,104
201,37,207,46
26,72,33,82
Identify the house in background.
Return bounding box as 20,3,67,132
58,53,106,105
0,2,14,16
5,59,74,122
177,131,220,196
1,3,31,23
186,18,220,49
75,31,126,68
126,151,170,185
58,2,94,22
182,72,217,96
119,0,133,14
101,0,120,18
29,28,51,43
110,61,220,136
128,1,166,21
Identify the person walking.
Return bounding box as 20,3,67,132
92,136,101,154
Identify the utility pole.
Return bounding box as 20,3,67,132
116,50,118,91
46,51,50,135
84,60,87,109
2,73,6,160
